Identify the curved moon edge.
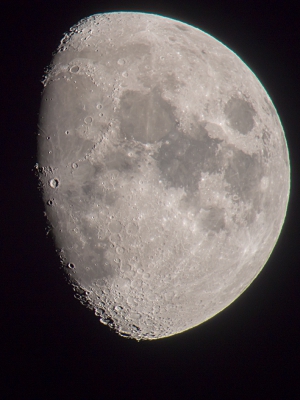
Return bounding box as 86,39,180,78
36,12,290,340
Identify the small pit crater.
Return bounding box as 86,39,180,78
108,220,122,234
84,116,93,124
49,178,59,188
126,222,139,235
70,65,80,73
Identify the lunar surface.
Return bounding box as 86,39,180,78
37,12,290,340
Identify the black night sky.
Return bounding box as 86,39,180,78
2,1,300,399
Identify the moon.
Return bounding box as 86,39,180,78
37,12,290,340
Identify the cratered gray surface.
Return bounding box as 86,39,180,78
37,12,290,340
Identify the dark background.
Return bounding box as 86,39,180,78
2,1,300,399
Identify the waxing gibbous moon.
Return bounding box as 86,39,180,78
37,12,290,340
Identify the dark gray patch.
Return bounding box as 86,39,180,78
63,170,118,208
155,126,223,194
104,151,133,172
119,87,177,143
71,159,97,182
162,73,185,92
104,190,120,205
224,97,256,134
224,145,262,201
82,183,92,196
224,145,263,224
202,207,225,232
69,159,121,206
38,76,100,166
